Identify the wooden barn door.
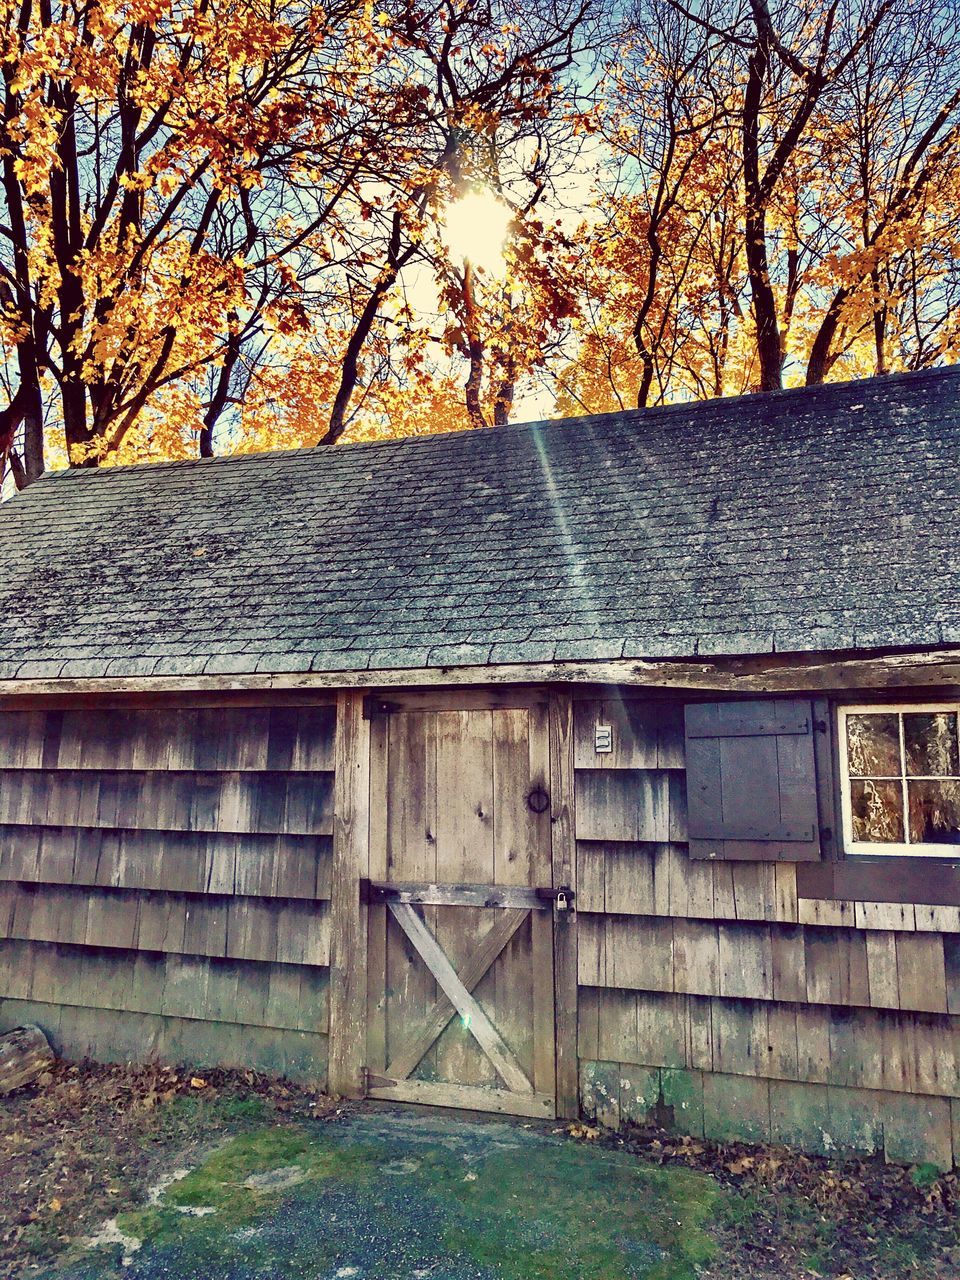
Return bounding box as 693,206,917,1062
363,694,557,1118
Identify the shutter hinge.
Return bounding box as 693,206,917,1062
814,718,828,733
362,694,401,720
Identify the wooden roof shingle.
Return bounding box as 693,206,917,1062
1,364,958,682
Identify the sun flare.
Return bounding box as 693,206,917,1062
441,190,513,276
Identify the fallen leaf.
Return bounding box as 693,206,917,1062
567,1122,599,1141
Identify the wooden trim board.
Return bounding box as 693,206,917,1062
386,901,534,1095
363,882,553,910
4,645,960,700
367,1079,555,1119
550,691,579,1119
327,690,370,1099
798,859,960,908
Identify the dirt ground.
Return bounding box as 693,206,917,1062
0,1060,958,1279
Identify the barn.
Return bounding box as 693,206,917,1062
1,364,960,1166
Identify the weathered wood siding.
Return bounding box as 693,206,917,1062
0,703,334,1080
573,693,960,1168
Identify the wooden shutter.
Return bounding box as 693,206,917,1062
684,698,823,862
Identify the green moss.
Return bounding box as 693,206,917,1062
909,1162,942,1190
117,1126,378,1249
442,1142,719,1280
103,1122,727,1280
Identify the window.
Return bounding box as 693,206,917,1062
839,704,960,856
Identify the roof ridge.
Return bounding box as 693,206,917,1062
29,362,960,486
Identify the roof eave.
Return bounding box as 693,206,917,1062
1,645,960,700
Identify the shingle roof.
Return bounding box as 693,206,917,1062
1,365,958,682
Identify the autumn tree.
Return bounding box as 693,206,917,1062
562,0,960,409
557,0,753,412
722,0,960,389
311,0,597,442
3,0,584,484
0,0,415,485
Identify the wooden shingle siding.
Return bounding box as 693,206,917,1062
573,700,684,770
575,772,686,843
579,915,953,1015
0,940,328,1033
572,691,960,1166
0,698,335,1082
575,841,795,920
578,987,960,1100
578,1060,956,1169
0,826,331,899
0,998,328,1082
0,706,336,772
0,884,330,966
0,769,333,835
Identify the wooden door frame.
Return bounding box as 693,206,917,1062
550,690,579,1119
327,685,580,1119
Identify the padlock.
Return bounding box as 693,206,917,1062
555,889,568,912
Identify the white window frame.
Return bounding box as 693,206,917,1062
838,702,960,857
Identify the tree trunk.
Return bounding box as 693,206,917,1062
0,1024,54,1094
805,284,850,384
321,211,413,447
461,262,488,428
62,377,96,468
742,29,784,393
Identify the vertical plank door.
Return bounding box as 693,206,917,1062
365,696,557,1118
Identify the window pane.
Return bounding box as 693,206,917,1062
904,712,959,777
846,714,900,776
850,779,904,842
908,780,960,844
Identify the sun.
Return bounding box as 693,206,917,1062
441,189,513,276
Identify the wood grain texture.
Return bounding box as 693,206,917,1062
573,839,960,935
685,699,821,862
0,706,335,772
388,900,533,1094
0,826,331,899
550,691,579,1119
569,684,960,1162
10,645,960,700
578,915,950,1015
573,699,684,771
0,884,330,966
0,1023,54,1094
579,1060,955,1168
579,986,960,1099
367,696,557,1117
0,997,328,1082
367,1078,554,1118
385,910,529,1082
0,768,334,835
575,770,677,843
0,939,328,1031
327,690,370,1099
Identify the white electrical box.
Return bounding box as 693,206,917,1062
595,723,613,754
